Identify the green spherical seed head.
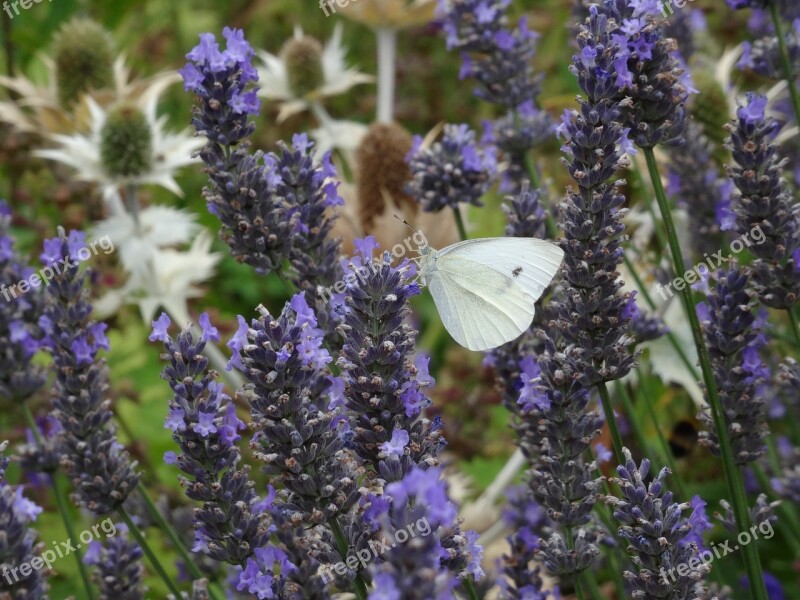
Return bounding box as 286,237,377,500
52,18,115,107
100,104,153,178
690,70,730,165
281,36,325,98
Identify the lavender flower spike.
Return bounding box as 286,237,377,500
40,229,139,515
726,93,800,309
153,312,269,566
0,441,49,599
84,535,144,600
0,201,45,403
336,238,444,482
607,448,710,600
696,266,769,465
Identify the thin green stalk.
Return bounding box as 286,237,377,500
118,506,183,598
787,309,800,350
769,2,800,128
643,147,768,600
631,162,668,252
21,404,97,600
452,207,468,241
462,577,480,600
330,517,368,600
597,382,624,465
581,570,605,600
136,484,225,600
622,252,700,380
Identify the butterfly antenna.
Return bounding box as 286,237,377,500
393,213,418,234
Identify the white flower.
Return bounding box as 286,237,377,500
258,23,373,122
33,79,203,205
91,205,198,281
310,118,368,160
0,55,178,135
95,230,221,323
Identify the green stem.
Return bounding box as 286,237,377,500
330,517,368,600
21,404,97,600
452,206,468,241
769,2,800,129
462,577,480,600
136,483,225,600
118,506,183,598
622,252,700,381
643,147,768,600
597,382,624,465
631,162,668,252
787,309,800,350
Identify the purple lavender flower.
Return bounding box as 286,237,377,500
230,292,360,527
0,441,49,598
0,201,45,403
336,239,444,482
726,93,800,309
184,29,293,276
697,266,768,465
498,486,553,600
666,122,731,257
39,229,139,515
607,448,710,599
440,0,541,110
366,467,468,599
406,124,497,212
153,312,269,566
84,534,144,600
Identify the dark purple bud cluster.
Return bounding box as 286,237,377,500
696,266,769,465
335,238,445,482
84,534,144,600
39,229,139,515
726,93,800,309
607,448,709,600
667,122,731,257
406,123,497,212
0,201,45,403
151,312,269,567
228,293,361,525
0,441,49,599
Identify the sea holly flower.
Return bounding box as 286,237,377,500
257,24,372,123
34,83,203,206
153,312,268,566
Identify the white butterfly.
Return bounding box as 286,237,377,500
418,237,564,351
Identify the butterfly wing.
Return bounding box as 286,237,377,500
428,254,536,351
437,237,564,303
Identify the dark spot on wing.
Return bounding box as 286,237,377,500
512,266,523,277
